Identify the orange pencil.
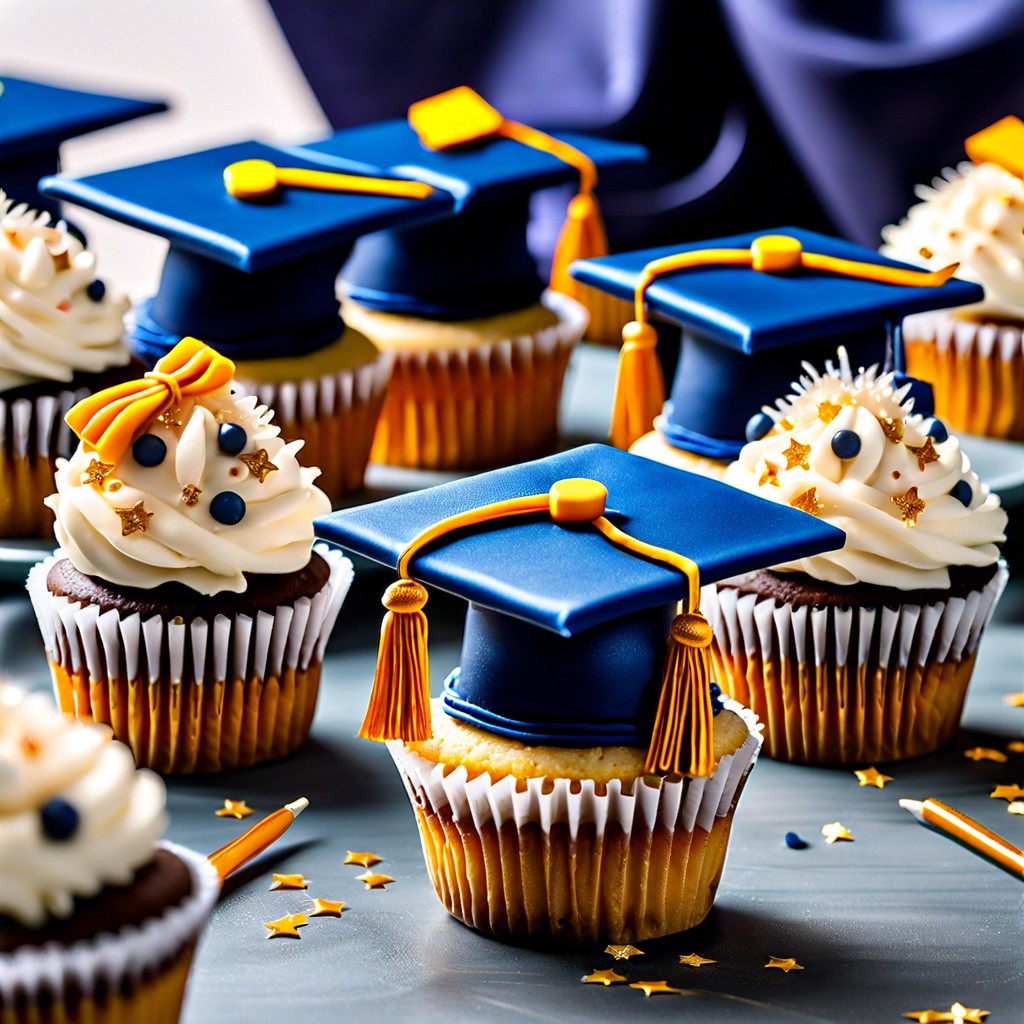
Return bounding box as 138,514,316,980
208,797,309,880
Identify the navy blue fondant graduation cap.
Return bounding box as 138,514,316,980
0,75,166,220
287,86,646,326
315,443,844,776
38,140,454,363
569,228,985,458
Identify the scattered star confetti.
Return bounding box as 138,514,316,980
821,822,854,844
355,871,393,889
605,944,644,960
902,1001,988,1023
1008,801,1024,816
582,968,628,986
964,747,1008,763
264,913,307,939
309,898,346,918
854,766,894,789
344,851,382,868
269,873,308,891
239,448,279,483
765,956,804,973
782,438,812,471
180,483,202,507
629,981,683,997
215,799,254,819
906,437,940,471
1003,692,1024,707
891,486,926,527
878,415,904,443
817,400,841,423
991,783,1024,802
759,460,781,487
158,404,183,428
791,486,824,516
679,953,716,967
114,500,153,537
1007,741,1024,754
81,458,114,488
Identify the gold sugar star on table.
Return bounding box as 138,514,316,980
782,438,812,471
964,747,1008,763
906,437,940,471
264,913,307,939
891,486,926,527
1003,692,1024,707
180,483,202,507
878,415,904,443
822,822,854,844
1007,740,1024,754
114,500,153,536
309,898,346,918
855,766,894,789
765,956,804,973
817,400,841,423
629,981,683,997
679,953,716,968
605,944,644,960
759,460,781,488
81,458,114,488
269,873,308,891
791,487,824,516
355,871,393,890
239,448,278,483
991,783,1024,802
215,799,254,819
581,968,628,986
903,1001,988,1023
344,850,382,868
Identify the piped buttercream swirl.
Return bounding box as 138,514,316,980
723,350,1006,589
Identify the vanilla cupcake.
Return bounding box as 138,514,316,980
708,349,1008,764
28,337,353,773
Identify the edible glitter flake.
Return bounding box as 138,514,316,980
81,458,114,488
240,447,278,483
906,437,940,471
791,487,824,516
891,486,926,527
215,799,254,819
759,460,781,487
782,438,812,471
114,500,153,536
582,969,628,986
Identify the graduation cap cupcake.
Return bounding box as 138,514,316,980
882,116,1024,440
39,139,450,501
292,86,646,471
316,444,844,946
28,337,353,773
570,229,984,476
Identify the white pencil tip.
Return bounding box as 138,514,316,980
285,797,309,817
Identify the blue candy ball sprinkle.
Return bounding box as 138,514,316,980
745,412,775,443
210,491,246,525
86,279,106,302
132,433,167,467
41,798,79,841
950,480,972,507
925,418,949,443
830,429,861,460
784,831,808,850
218,422,247,456
709,682,725,716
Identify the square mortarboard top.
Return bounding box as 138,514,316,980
0,75,166,220
314,443,844,746
39,140,455,364
570,227,985,460
288,120,646,320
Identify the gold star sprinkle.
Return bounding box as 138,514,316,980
629,981,683,997
605,944,644,960
582,968,628,986
81,458,114,488
854,766,894,789
817,400,841,423
1008,740,1024,754
355,871,393,889
215,799,254,819
679,953,716,968
822,822,854,844
791,487,824,516
891,486,926,527
991,783,1024,802
759,460,781,487
114,500,153,537
180,484,202,507
964,747,1008,763
239,448,278,483
765,956,804,973
878,415,904,443
1003,692,1024,707
269,873,308,891
1009,801,1024,816
903,1002,988,1023
906,437,940,471
264,913,307,939
344,851,383,868
309,898,346,918
782,438,812,471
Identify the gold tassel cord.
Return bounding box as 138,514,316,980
610,321,665,450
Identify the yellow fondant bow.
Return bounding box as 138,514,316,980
65,337,235,463
965,115,1024,177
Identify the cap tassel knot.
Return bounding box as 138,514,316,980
358,580,431,742
610,320,664,450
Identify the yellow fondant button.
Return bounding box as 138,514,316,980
751,235,803,273
549,478,608,523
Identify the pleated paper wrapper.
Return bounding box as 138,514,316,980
369,291,586,471
236,349,394,502
0,842,218,1024
705,565,1007,765
387,700,761,948
904,310,1024,439
28,544,353,774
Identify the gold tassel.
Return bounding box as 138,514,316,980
645,612,715,777
358,579,432,742
609,320,665,450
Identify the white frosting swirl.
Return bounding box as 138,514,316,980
0,684,166,927
724,350,1007,589
881,160,1024,318
47,383,332,596
0,193,130,392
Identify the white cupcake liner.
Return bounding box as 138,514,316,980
0,841,219,1008
0,386,87,459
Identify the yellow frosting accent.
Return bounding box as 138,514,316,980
223,158,433,202
965,115,1024,177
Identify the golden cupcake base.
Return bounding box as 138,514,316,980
0,453,55,537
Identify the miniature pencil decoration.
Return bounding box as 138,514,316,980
208,797,310,879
